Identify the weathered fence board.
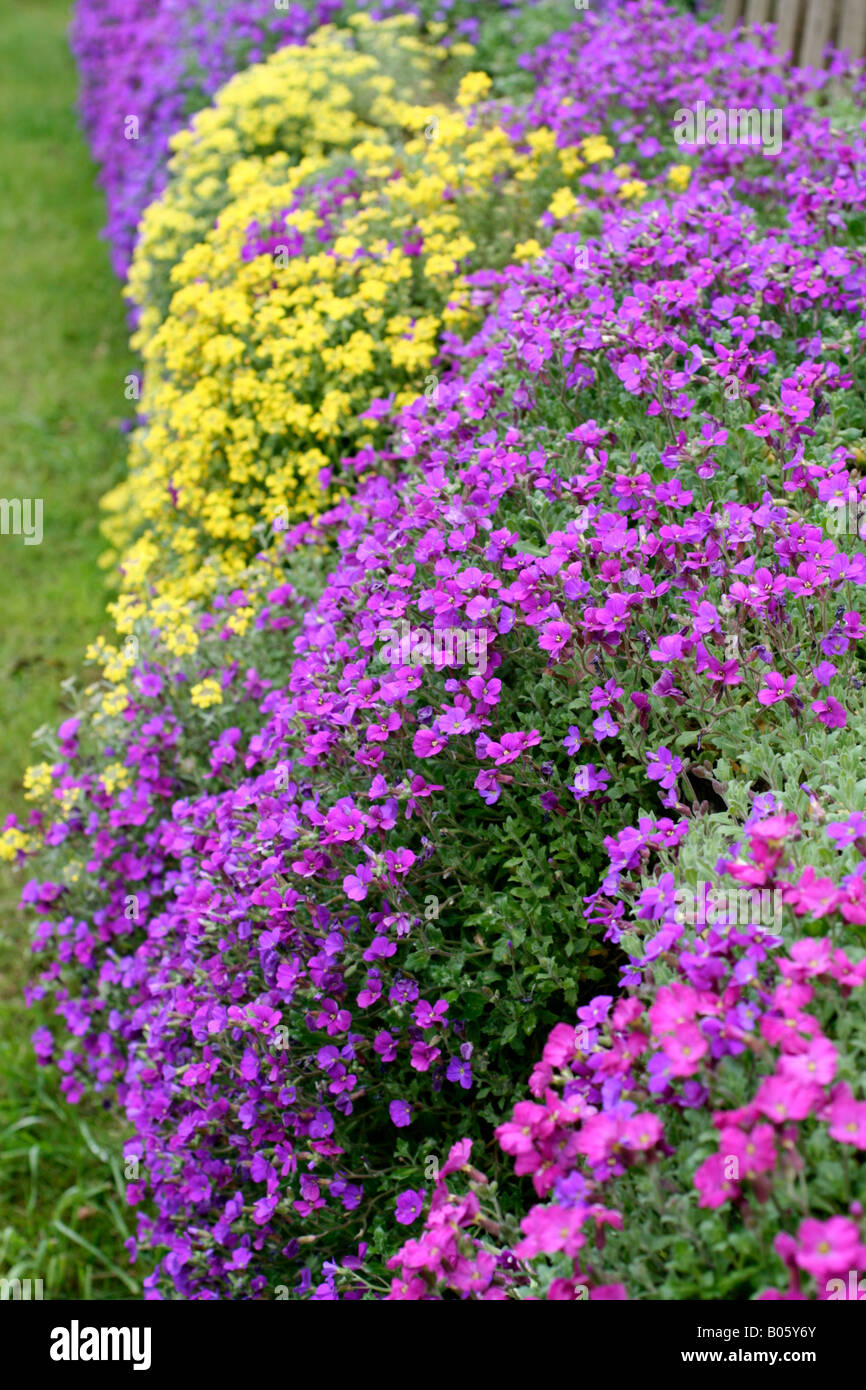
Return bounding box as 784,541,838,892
745,0,772,25
721,0,866,64
837,0,866,58
773,0,802,56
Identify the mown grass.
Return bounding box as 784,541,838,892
0,0,136,1300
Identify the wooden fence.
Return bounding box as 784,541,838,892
721,0,866,65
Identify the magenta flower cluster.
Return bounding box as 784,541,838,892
389,816,866,1299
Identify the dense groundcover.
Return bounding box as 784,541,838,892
7,0,866,1299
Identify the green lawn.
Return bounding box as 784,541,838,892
0,0,136,1300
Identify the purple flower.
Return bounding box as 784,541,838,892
562,725,582,756
811,698,846,729
646,746,682,791
757,672,796,706
812,662,837,686
343,865,373,901
310,1108,334,1139
577,996,612,1027
395,1188,426,1225
389,1099,411,1128
539,621,572,657
592,711,619,741
446,1057,473,1089
570,764,610,800
474,769,501,805
827,813,866,847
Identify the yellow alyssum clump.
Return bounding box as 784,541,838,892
580,134,615,164
105,29,586,646
190,679,223,710
548,186,581,220
0,825,30,861
126,17,453,337
668,163,692,190
23,762,53,801
456,71,492,108
618,179,648,202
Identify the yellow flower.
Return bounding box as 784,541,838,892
97,19,605,655
618,179,648,202
580,135,614,164
191,679,223,709
668,163,692,190
456,71,492,108
548,186,580,220
0,825,30,861
23,762,53,801
99,762,131,795
101,685,130,717
558,147,585,178
514,238,543,262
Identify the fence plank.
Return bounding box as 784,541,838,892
799,0,836,66
722,0,744,29
774,0,802,55
745,0,772,23
705,0,866,69
837,0,866,57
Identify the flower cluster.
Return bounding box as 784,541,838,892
106,26,602,641
11,0,866,1299
71,0,559,276
70,0,343,277
386,815,866,1300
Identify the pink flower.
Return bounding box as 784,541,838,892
342,864,374,902
661,1023,707,1076
620,1113,664,1152
439,1139,472,1179
514,1204,587,1259
718,1123,776,1179
410,1042,441,1072
757,1288,808,1301
693,1153,740,1209
754,1072,820,1123
388,1275,427,1299
810,697,846,729
473,769,501,805
496,1101,552,1157
783,867,841,918
414,998,448,1029
757,672,796,705
484,730,541,765
785,937,834,979
574,1113,621,1169
539,621,572,657
793,1217,866,1281
648,981,699,1034
413,728,448,757
750,812,800,845
779,1035,837,1087
780,385,813,422
547,1278,586,1300
543,1021,582,1067
745,409,782,437
827,1091,866,1148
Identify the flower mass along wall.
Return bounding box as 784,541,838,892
5,0,866,1302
